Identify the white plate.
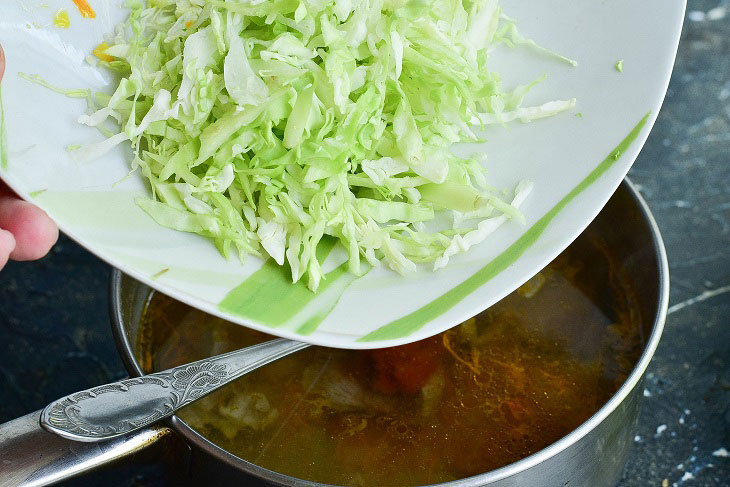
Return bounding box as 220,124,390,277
0,0,685,348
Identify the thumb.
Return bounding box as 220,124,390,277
0,228,16,270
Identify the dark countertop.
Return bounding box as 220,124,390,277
1,3,728,486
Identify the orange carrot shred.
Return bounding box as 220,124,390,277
185,20,193,28
72,0,96,19
93,42,114,62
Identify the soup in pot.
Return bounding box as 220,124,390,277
136,229,643,486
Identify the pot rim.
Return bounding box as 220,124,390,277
110,177,669,487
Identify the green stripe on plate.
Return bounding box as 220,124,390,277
294,262,354,336
358,112,651,342
219,236,338,326
219,234,368,335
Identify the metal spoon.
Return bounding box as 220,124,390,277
40,339,310,442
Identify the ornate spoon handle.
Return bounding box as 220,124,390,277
40,338,310,442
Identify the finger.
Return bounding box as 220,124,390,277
0,47,56,264
0,194,58,261
0,44,5,83
0,228,16,269
0,178,14,194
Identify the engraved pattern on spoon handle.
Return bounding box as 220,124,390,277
40,338,310,442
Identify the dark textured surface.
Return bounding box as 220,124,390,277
1,3,729,486
616,2,730,486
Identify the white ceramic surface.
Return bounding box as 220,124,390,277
0,0,685,348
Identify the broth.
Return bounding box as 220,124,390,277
136,230,643,486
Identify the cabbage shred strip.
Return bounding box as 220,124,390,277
77,0,575,291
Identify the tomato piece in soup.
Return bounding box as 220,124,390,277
369,337,442,394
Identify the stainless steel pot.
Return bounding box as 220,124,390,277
0,179,669,487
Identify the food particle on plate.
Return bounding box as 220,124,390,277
151,267,169,280
53,9,70,28
72,0,96,19
615,59,624,72
92,42,114,62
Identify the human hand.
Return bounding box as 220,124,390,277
0,44,59,270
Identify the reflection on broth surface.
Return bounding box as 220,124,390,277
137,231,643,487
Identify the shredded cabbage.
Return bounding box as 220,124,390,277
79,0,575,291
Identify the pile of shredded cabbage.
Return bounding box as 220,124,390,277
80,0,575,291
